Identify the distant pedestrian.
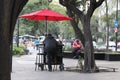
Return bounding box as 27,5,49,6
34,38,40,50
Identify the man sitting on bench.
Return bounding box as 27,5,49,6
43,34,58,71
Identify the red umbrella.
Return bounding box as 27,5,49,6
19,9,72,33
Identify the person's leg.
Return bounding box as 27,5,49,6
51,51,56,64
72,49,76,56
36,44,39,50
47,53,52,71
76,50,81,58
43,52,46,63
72,49,77,59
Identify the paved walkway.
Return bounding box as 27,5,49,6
11,47,120,80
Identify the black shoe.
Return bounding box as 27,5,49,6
48,69,52,72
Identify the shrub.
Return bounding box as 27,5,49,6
13,45,25,55
63,45,73,51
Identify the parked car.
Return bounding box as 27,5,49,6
105,41,116,51
93,41,97,48
106,41,116,47
117,42,120,48
39,36,45,44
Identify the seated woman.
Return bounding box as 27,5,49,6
72,39,82,59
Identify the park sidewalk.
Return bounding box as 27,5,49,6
11,47,120,80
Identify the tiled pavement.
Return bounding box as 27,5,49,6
11,47,120,80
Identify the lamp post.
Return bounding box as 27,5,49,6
17,18,20,47
115,0,118,51
45,0,52,34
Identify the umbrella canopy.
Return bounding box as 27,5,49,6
19,9,72,33
19,9,72,21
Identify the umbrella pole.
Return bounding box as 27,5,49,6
45,16,48,34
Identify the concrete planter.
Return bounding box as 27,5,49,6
63,51,105,60
63,51,120,61
105,54,120,61
94,52,105,60
63,51,73,58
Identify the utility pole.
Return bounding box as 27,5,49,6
115,0,118,51
105,0,109,51
17,19,20,47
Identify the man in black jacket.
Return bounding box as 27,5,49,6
44,34,58,71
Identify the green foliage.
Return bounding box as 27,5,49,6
91,16,99,38
63,45,73,51
110,35,115,41
16,0,74,39
109,51,120,54
13,45,25,55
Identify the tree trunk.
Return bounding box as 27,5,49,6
66,8,85,46
82,16,97,72
59,0,105,73
0,1,12,80
0,0,28,80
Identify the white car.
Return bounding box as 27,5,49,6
107,41,116,47
105,41,116,51
39,36,45,44
93,41,97,48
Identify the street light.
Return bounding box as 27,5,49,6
115,0,118,51
17,18,20,47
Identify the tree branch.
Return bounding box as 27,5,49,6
10,0,28,33
95,0,105,7
9,0,28,42
87,0,105,18
59,0,84,21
